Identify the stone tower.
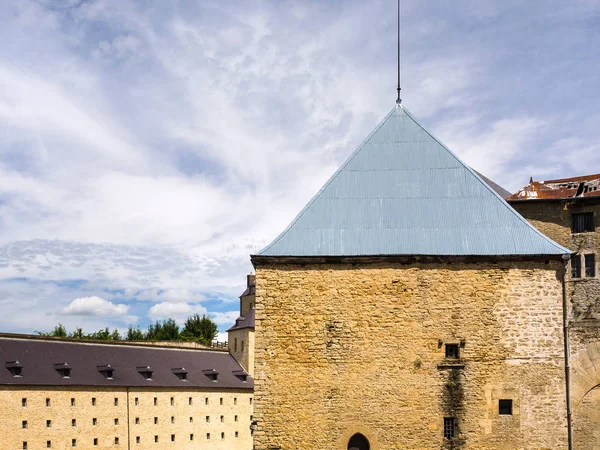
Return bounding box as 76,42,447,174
251,105,572,450
228,273,255,376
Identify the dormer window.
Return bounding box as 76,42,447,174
137,366,153,380
172,368,188,381
6,361,23,377
202,369,218,382
97,365,114,379
54,363,71,378
232,370,248,383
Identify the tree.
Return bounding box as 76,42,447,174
181,314,218,345
70,327,84,339
51,323,68,337
110,328,121,341
146,319,180,341
126,326,145,341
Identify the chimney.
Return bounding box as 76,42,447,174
247,273,255,287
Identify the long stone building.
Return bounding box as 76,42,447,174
0,334,254,450
508,173,600,449
250,105,575,449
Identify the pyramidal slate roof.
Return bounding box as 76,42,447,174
258,105,570,257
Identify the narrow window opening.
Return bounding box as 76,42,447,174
499,399,513,415
585,254,596,277
135,397,139,406
190,434,194,441
241,340,245,352
154,436,158,443
72,438,77,447
46,419,51,428
23,442,27,450
71,398,75,407
171,434,175,442
443,417,456,439
92,418,97,426
171,416,174,424
234,415,238,422
189,397,192,405
220,415,224,422
153,397,157,406
47,441,51,448
22,398,27,407
135,417,139,425
93,438,98,446
235,431,239,438
114,418,119,425
135,437,140,444
189,417,193,423
114,437,119,445
170,397,174,406
22,420,27,428
206,433,210,440
221,432,225,439
92,397,96,406
234,338,238,351
154,417,158,424
72,419,76,427
445,344,459,359
205,397,209,405
220,397,223,405
206,415,210,423
46,398,51,407
572,255,582,278
234,397,237,405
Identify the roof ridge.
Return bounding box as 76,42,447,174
400,107,571,255
258,107,398,255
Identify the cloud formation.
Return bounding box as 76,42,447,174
63,296,130,318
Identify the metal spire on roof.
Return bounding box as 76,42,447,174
396,0,402,105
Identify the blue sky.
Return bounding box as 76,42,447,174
0,0,599,338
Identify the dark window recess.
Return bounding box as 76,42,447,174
499,399,513,415
203,369,219,382
6,361,23,377
135,437,140,444
233,370,248,382
585,254,596,277
137,366,153,380
46,441,51,448
93,438,98,446
572,256,582,279
443,417,456,439
172,368,188,380
97,365,114,379
572,213,595,233
445,344,459,359
23,443,27,450
54,363,71,378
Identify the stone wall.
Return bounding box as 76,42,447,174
229,328,255,376
0,386,253,449
253,261,567,450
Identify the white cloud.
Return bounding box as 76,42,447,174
147,302,207,322
63,296,130,318
209,311,240,327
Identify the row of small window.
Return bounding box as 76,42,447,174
572,213,595,233
232,338,245,352
21,396,252,407
22,432,240,448
571,254,596,279
443,400,513,440
22,415,248,428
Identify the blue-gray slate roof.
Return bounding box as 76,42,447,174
258,105,570,257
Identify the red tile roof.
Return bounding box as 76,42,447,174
507,173,600,201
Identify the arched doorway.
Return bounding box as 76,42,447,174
348,433,370,450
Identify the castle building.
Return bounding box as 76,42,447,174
0,334,253,450
228,274,256,377
250,105,573,449
507,173,600,449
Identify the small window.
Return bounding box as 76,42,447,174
92,397,96,406
189,417,193,423
443,417,456,439
499,399,513,415
8,362,24,377
190,434,194,441
235,431,239,438
221,432,225,439
234,338,238,351
445,344,459,359
72,439,77,447
114,437,119,445
135,417,139,425
71,398,75,407
23,443,27,450
22,398,27,407
46,398,51,407
135,437,140,444
47,441,51,449
250,398,253,405
189,397,192,405
154,417,158,424
93,438,98,446
170,397,174,406
234,397,237,405
134,397,139,406
92,418,97,426
206,433,210,440
114,398,118,406
220,415,224,423
22,420,27,428
171,434,175,442
220,397,223,405
171,416,174,424
206,415,210,423
72,419,76,427
153,397,157,406
205,397,209,405
154,436,158,443
241,340,245,352
114,418,119,425
234,415,238,422
572,256,582,278
572,213,595,233
585,254,596,277
46,419,52,428
54,364,71,378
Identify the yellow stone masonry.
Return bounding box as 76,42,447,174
253,261,567,450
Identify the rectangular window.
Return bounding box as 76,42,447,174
114,418,119,425
189,397,192,405
22,420,27,428
134,397,139,406
234,415,238,422
22,398,27,407
585,254,596,277
154,436,158,443
114,437,119,445
572,256,582,278
71,398,75,407
221,432,225,439
235,431,239,438
205,397,209,405
445,344,459,359
171,416,174,424
206,433,210,440
46,420,51,428
499,399,513,415
114,398,118,406
234,338,238,351
189,417,193,423
153,397,157,406
72,439,76,447
92,398,96,406
241,340,245,352
135,417,139,425
135,437,140,444
220,415,224,423
206,416,210,423
92,418,97,426
171,435,175,442
234,397,237,405
220,398,223,405
443,417,456,439
170,397,174,406
72,419,76,427
46,398,50,407
93,438,98,446
154,417,158,424
47,441,51,448
23,443,27,450
190,434,194,441
572,213,595,233
250,398,253,405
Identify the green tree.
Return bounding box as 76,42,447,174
146,319,180,341
51,323,68,337
110,328,121,341
70,327,84,339
126,326,145,341
89,327,111,340
181,314,218,345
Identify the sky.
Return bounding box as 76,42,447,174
1,0,599,339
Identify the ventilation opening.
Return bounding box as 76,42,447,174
232,370,248,382
348,433,370,450
172,367,188,380
136,366,153,380
203,369,219,382
54,363,71,378
97,365,114,379
6,361,23,377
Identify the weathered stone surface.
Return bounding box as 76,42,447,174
253,262,567,449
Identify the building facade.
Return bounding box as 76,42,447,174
251,105,572,450
508,173,600,449
0,335,253,450
228,274,256,377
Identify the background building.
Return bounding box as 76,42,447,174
508,173,600,449
251,105,571,450
228,274,256,377
0,334,253,450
